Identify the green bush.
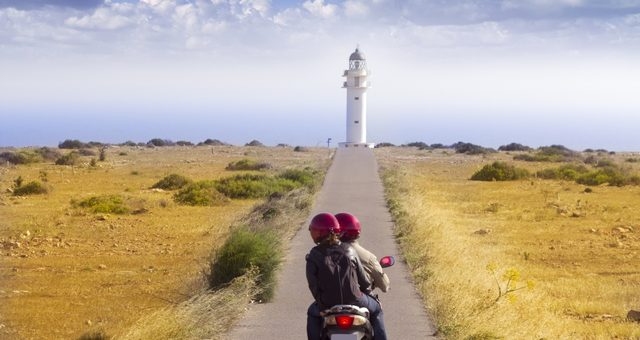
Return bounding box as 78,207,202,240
55,152,80,165
151,174,192,190
75,195,130,214
173,181,229,206
13,181,48,196
198,138,226,146
471,162,530,181
536,164,589,180
452,142,496,155
515,145,579,162
225,159,271,171
0,150,44,165
58,139,86,149
576,167,628,187
214,174,298,199
277,168,319,189
498,143,532,152
207,228,281,301
245,140,264,147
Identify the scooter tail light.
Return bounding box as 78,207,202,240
335,315,355,329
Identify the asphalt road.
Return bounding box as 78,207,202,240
229,147,437,339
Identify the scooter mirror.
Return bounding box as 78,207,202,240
379,256,395,268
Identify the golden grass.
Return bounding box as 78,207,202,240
377,147,640,339
0,145,328,339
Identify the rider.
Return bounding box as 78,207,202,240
335,212,390,293
305,213,388,340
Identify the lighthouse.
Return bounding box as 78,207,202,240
339,47,374,148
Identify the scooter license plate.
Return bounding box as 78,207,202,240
330,335,358,340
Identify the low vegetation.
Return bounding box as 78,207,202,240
377,147,640,339
225,159,271,171
214,174,297,199
207,229,280,300
470,161,530,181
73,195,134,214
55,152,80,166
0,146,328,339
151,173,192,190
173,181,229,206
12,180,48,196
514,144,580,162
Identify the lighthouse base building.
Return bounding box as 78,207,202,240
339,47,374,149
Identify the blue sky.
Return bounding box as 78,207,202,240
1,0,639,150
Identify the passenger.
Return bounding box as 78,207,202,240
305,212,387,340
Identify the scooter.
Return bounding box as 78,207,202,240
320,255,395,340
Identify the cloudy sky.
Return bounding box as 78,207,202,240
1,0,639,150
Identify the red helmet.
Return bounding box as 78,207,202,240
309,213,341,243
335,213,361,242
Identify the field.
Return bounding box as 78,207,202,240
377,147,640,339
0,145,328,339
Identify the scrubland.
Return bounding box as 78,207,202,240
377,147,640,339
0,145,327,339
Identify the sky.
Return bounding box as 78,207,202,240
1,0,639,150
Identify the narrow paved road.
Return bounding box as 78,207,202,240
229,147,437,339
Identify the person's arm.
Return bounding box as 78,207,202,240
305,251,321,302
346,244,372,294
367,256,390,293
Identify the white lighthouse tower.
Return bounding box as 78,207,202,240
339,47,374,148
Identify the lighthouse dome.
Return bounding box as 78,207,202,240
349,48,366,61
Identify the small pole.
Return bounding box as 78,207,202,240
327,138,332,157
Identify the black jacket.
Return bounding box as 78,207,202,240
306,241,371,309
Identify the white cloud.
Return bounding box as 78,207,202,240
303,0,337,18
343,0,369,17
65,7,133,30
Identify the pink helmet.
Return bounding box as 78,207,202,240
335,213,361,242
309,213,341,243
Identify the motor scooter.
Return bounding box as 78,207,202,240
320,255,395,340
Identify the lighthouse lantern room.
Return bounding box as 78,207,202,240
339,47,374,148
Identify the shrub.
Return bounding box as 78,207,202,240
147,138,175,147
78,148,96,156
35,147,62,162
225,159,271,171
176,140,194,146
214,174,298,199
403,142,429,149
595,159,616,168
13,181,48,196
576,167,627,187
58,139,86,149
99,148,106,161
452,142,496,155
207,228,281,301
430,143,447,149
198,138,227,146
278,168,319,189
173,181,229,206
498,143,532,152
245,140,264,147
471,162,530,181
55,152,80,165
514,145,580,162
375,142,396,148
294,146,309,152
75,195,130,214
536,164,589,181
152,174,192,190
121,140,137,147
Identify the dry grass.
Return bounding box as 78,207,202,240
377,147,640,339
0,145,328,339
